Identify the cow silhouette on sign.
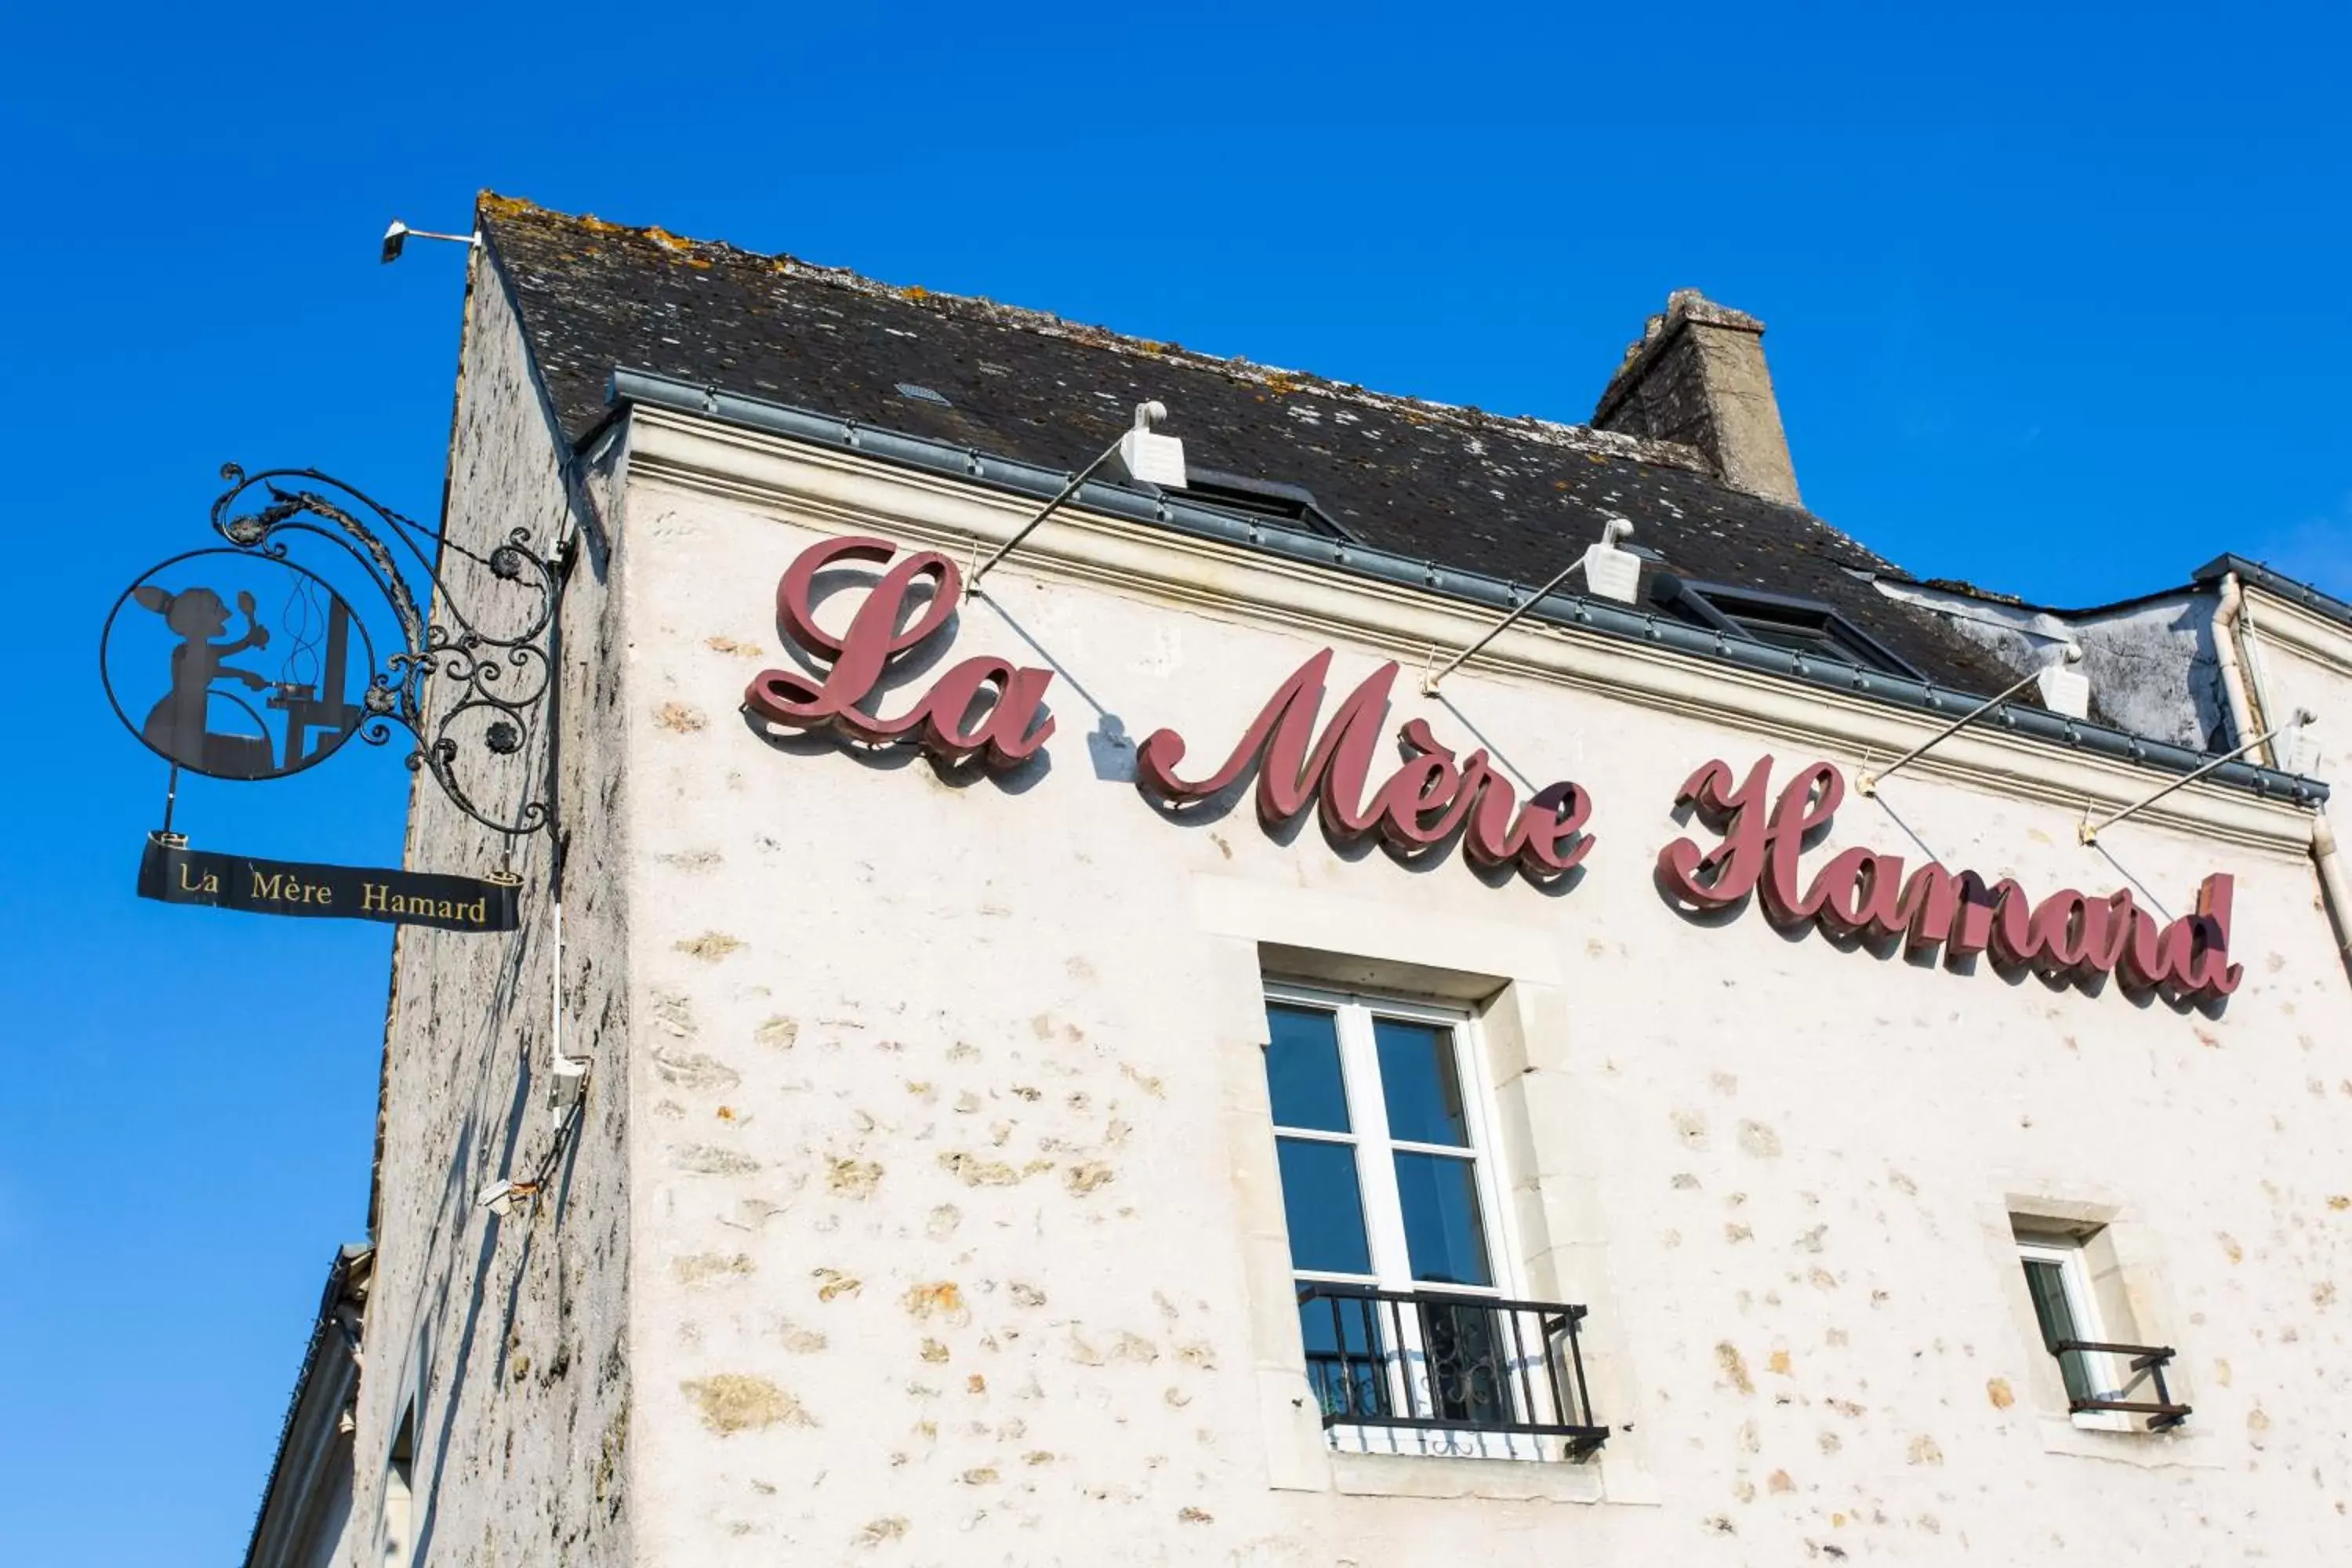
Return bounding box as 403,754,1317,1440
132,584,279,778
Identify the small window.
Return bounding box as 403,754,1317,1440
1262,983,1603,1460
379,1400,416,1566
1181,468,1358,542
2014,1230,2190,1432
1658,578,1922,678
2017,1237,2115,1412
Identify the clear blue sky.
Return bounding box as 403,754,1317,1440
2,4,2346,1561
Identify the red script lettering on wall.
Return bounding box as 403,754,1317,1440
745,536,1054,771
1657,755,2242,1002
1132,649,1593,880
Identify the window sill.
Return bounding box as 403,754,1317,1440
2035,1415,2222,1469
1330,1447,1609,1504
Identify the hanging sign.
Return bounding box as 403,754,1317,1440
1657,757,2241,1002
102,550,377,782
138,839,521,932
99,464,564,852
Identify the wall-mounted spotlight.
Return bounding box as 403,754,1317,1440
381,220,480,264
1107,400,1188,488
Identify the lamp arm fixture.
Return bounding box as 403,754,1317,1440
1423,518,1635,695
968,401,1167,595
1857,643,2085,797
2078,709,2318,845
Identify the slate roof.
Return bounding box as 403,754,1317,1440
477,194,2031,699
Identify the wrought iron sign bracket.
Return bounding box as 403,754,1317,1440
209,463,564,852
102,463,564,867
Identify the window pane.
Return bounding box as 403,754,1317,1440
2022,1259,2079,1346
2023,1257,2096,1403
1276,1137,1373,1275
1374,1017,1471,1148
1266,1004,1350,1133
1395,1150,1492,1287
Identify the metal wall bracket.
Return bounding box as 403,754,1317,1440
207,463,562,844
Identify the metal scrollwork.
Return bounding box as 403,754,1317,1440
205,463,561,841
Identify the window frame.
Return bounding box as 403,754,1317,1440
2015,1233,2132,1432
1264,982,1517,1301
1264,981,1544,1458
1654,575,1924,679
378,1397,417,1567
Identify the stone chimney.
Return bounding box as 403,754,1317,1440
1592,289,1802,508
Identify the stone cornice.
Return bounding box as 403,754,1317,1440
2245,580,2352,681
625,405,2318,858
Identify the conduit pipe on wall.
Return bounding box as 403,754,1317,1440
2218,572,2352,964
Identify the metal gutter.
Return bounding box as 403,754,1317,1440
2194,553,2352,633
240,1250,372,1568
242,1243,372,1568
608,368,2327,808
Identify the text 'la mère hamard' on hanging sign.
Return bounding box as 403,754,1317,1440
137,840,520,932
745,535,2241,1003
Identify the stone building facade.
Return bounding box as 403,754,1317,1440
245,196,2352,1566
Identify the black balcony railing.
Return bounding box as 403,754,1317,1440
2049,1339,2192,1430
1296,1283,1608,1457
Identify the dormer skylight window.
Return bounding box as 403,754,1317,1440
1658,578,1922,678
1181,468,1358,543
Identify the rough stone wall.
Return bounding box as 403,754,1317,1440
1595,292,1802,507
350,252,633,1566
605,470,2352,1565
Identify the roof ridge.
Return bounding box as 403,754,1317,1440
476,191,1715,476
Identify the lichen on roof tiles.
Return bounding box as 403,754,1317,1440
475,191,2029,696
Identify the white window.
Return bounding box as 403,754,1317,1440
1264,983,1584,1459
2016,1235,2132,1431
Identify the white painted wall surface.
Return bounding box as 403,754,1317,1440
585,428,2352,1566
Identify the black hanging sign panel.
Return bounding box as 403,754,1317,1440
138,839,520,932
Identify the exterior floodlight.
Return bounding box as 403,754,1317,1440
1109,400,1188,488
2037,644,2092,721
2273,711,2318,775
1423,517,1639,694
381,220,478,264
1580,517,1641,605
2080,707,2317,844
1858,643,2085,797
